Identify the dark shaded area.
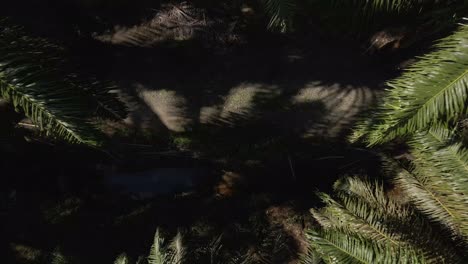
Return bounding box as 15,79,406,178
0,1,433,263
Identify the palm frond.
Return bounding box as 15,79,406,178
394,128,468,238
0,20,127,145
148,229,185,264
333,176,406,217
411,126,468,193
394,167,466,238
72,77,127,121
312,175,463,263
301,245,323,264
148,229,168,264
312,192,402,245
261,0,296,32
168,232,185,264
351,21,468,145
306,229,426,264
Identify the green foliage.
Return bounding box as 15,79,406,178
352,22,468,145
307,172,466,263
148,229,185,264
310,192,401,245
0,20,127,146
148,229,169,264
307,229,425,264
396,127,468,238
327,11,468,264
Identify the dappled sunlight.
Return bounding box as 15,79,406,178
135,84,191,132
93,2,239,48
199,105,221,124
292,82,376,138
94,2,206,47
221,83,265,118
292,82,341,104
125,78,377,143
199,83,280,126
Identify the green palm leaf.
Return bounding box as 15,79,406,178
0,20,127,145
394,168,465,238
395,128,468,238
310,175,464,263
333,177,405,217
311,192,402,245
306,229,426,264
351,21,468,145
148,229,184,264
148,229,168,264
411,126,468,192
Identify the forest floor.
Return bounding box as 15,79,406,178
1,1,419,263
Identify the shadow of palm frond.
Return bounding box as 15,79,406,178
94,2,236,48
122,77,378,161
201,80,377,143
291,83,378,140
134,84,192,132
199,83,281,127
